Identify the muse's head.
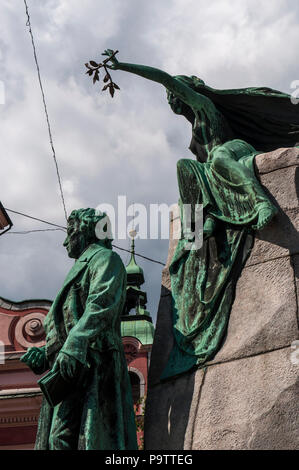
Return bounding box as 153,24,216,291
166,76,205,124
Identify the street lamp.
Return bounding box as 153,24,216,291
0,202,13,236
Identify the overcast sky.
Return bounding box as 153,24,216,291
0,0,298,323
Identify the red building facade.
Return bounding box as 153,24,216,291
0,297,48,449
0,239,154,449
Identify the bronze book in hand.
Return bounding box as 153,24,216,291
38,369,76,408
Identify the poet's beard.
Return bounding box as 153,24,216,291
66,234,87,259
63,221,89,259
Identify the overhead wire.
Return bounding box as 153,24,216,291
7,229,65,235
5,208,66,230
4,208,165,266
23,0,68,222
113,245,165,266
19,3,165,268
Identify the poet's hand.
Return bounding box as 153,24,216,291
20,346,48,374
102,49,119,69
52,352,79,382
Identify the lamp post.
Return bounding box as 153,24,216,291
0,202,13,236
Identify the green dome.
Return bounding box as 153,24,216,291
125,237,144,286
121,318,155,345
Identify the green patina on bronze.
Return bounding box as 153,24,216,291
101,50,299,379
20,208,138,450
121,320,154,345
121,236,155,345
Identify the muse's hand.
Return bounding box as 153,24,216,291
20,346,48,374
102,49,119,69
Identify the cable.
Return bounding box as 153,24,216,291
21,3,165,267
5,208,67,230
23,0,68,222
112,245,165,266
7,229,65,235
4,208,165,266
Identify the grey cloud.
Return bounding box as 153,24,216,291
0,0,298,322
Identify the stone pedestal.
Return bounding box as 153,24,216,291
144,148,299,450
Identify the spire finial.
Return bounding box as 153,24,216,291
129,229,137,255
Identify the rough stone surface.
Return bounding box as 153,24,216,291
259,165,298,211
291,254,299,326
248,148,299,264
147,205,180,387
145,148,299,450
192,348,299,450
209,256,298,364
147,287,174,387
248,207,299,266
255,147,299,174
144,368,205,450
162,205,180,291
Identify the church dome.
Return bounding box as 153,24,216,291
125,234,144,287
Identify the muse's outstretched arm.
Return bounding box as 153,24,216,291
102,49,209,110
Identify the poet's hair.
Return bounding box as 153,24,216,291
68,208,113,249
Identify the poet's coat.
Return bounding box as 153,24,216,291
35,242,137,450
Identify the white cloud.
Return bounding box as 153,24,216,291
0,0,298,320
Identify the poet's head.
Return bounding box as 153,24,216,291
63,208,112,259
